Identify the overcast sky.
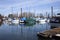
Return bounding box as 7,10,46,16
0,0,60,16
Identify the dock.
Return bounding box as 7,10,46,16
37,28,60,38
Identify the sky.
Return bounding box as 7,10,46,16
0,0,60,16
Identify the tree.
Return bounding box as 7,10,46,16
8,14,14,18
0,14,1,16
40,13,43,18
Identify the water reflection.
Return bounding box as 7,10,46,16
38,37,56,40
0,22,51,40
50,23,60,29
25,23,36,26
7,23,36,27
0,21,3,26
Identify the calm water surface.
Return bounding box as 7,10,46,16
0,23,51,40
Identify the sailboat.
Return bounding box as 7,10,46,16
19,17,26,23
12,18,19,24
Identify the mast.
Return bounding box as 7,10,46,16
46,12,47,18
51,6,53,18
21,8,22,17
11,7,13,14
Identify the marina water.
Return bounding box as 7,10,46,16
0,22,54,40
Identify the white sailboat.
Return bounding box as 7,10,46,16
36,18,50,23
19,20,24,23
19,17,26,23
12,18,19,24
8,18,12,22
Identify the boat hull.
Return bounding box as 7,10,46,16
12,20,19,24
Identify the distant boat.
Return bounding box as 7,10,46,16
19,17,26,23
8,18,12,22
36,18,49,23
35,18,40,22
0,15,3,22
19,20,25,23
50,13,60,23
0,18,3,26
25,17,36,24
12,18,19,24
39,18,47,22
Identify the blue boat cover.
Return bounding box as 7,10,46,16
20,17,26,21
